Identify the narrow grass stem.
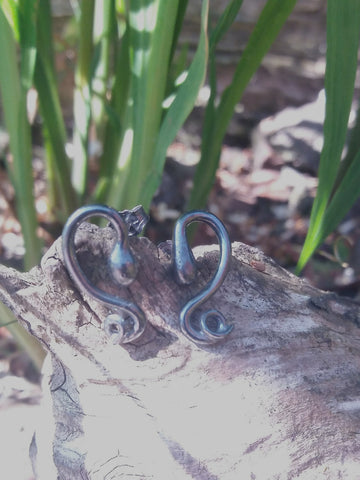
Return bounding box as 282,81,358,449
91,0,114,142
106,0,180,211
0,301,45,371
93,24,130,204
296,0,360,272
72,0,95,200
35,0,78,220
0,9,41,269
188,0,297,210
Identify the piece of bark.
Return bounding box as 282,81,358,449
0,222,360,479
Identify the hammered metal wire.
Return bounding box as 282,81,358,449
62,205,147,344
172,211,233,345
62,205,232,345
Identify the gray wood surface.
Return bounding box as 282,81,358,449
0,222,359,479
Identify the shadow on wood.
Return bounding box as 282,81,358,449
0,222,359,479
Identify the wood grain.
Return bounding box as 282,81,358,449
0,222,359,479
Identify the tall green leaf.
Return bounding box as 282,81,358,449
0,0,20,40
92,0,115,138
0,5,41,269
209,0,243,51
0,302,45,370
139,0,209,209
35,0,77,219
72,0,95,200
320,149,360,242
0,0,38,88
94,25,130,204
169,0,189,66
106,0,181,210
17,0,38,89
296,0,360,272
188,0,297,210
330,102,360,202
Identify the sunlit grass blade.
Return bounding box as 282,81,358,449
194,0,245,197
139,0,209,209
93,24,130,203
168,0,189,65
209,0,244,51
0,0,38,89
296,0,360,273
344,103,360,166
72,0,95,200
17,0,37,90
93,0,128,203
35,0,77,220
165,0,190,98
34,58,77,219
0,6,41,269
0,0,20,39
91,0,114,141
319,149,360,243
332,103,360,195
188,0,244,215
188,0,297,210
106,0,181,211
0,301,45,371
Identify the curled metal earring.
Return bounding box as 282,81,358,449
172,211,233,345
62,205,147,344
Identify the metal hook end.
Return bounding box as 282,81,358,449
199,309,233,342
173,210,233,345
104,310,146,344
180,308,233,345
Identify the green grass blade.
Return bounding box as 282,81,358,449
216,0,298,129
139,0,209,209
94,3,130,203
344,103,360,166
187,0,244,214
0,7,41,269
332,102,360,196
34,57,78,219
72,0,95,200
319,148,360,243
91,0,115,139
0,0,38,88
0,7,20,179
187,0,244,208
169,0,189,65
209,0,244,51
106,0,181,211
165,0,189,96
0,301,45,371
188,0,297,210
0,0,20,40
17,0,38,90
93,24,130,203
34,0,77,220
296,0,360,272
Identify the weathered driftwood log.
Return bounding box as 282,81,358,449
0,222,360,479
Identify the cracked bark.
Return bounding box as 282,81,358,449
0,222,360,479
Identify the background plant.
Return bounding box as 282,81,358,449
0,0,299,267
0,0,298,366
296,0,360,272
1,0,360,367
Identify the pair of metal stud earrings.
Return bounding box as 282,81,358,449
62,205,233,345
